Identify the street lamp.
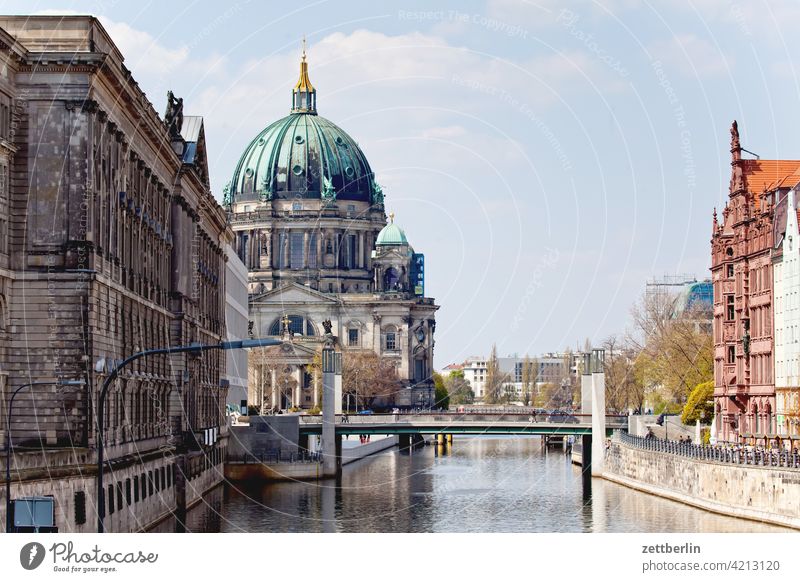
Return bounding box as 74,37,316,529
96,338,280,532
6,378,85,533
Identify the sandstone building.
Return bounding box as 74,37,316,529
0,16,232,532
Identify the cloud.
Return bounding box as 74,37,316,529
98,17,190,77
648,34,732,77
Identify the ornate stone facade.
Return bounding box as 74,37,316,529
710,121,797,442
0,16,231,531
229,50,438,409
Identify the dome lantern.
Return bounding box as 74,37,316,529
292,37,316,114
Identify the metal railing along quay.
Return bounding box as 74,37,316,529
227,450,321,464
615,430,800,469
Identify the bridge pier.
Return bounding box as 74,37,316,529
399,434,411,450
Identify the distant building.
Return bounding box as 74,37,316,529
462,352,579,404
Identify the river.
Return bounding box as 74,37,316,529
174,436,790,533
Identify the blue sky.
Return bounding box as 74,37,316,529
7,0,800,367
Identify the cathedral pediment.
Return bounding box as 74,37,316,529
250,282,341,305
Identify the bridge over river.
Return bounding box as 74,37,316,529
297,412,628,436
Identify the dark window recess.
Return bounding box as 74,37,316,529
727,345,736,364
726,296,735,321
148,471,154,496
116,483,123,511
74,491,86,525
141,473,147,499
134,476,140,503
125,479,132,506
108,485,115,515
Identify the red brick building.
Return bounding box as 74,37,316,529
711,121,800,442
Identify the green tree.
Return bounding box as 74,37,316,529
483,344,508,404
445,370,474,404
433,372,450,410
681,380,714,425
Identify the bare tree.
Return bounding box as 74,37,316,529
628,290,713,405
342,350,400,409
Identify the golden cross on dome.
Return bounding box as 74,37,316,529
389,212,395,223
302,35,307,61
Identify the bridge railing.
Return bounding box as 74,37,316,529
614,430,800,469
296,412,628,427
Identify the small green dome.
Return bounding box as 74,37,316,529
376,215,408,246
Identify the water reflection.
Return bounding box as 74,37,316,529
169,436,790,533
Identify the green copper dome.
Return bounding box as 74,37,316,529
376,215,408,246
228,51,377,205
229,114,376,203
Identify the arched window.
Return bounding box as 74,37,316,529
383,325,398,351
753,404,759,433
268,315,317,336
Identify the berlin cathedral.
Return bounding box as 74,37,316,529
226,46,439,410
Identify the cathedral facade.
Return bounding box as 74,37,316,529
227,48,438,410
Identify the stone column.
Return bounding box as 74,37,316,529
294,367,303,407
313,374,320,407
270,368,277,411
303,231,310,269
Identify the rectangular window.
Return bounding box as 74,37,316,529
726,295,735,321
308,233,317,269
386,332,396,351
125,479,132,506
278,232,288,269
108,484,115,515
290,232,305,269
134,476,140,502
74,491,86,525
148,471,154,496
117,483,123,511
727,345,735,364
348,328,359,347
141,473,148,499
727,264,734,278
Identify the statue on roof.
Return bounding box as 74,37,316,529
371,181,384,207
222,181,232,208
322,175,337,205
165,90,184,139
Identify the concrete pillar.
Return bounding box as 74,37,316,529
334,367,343,415
322,368,336,477
591,372,606,476
695,419,701,444
313,374,320,408
581,374,592,415
446,434,453,444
